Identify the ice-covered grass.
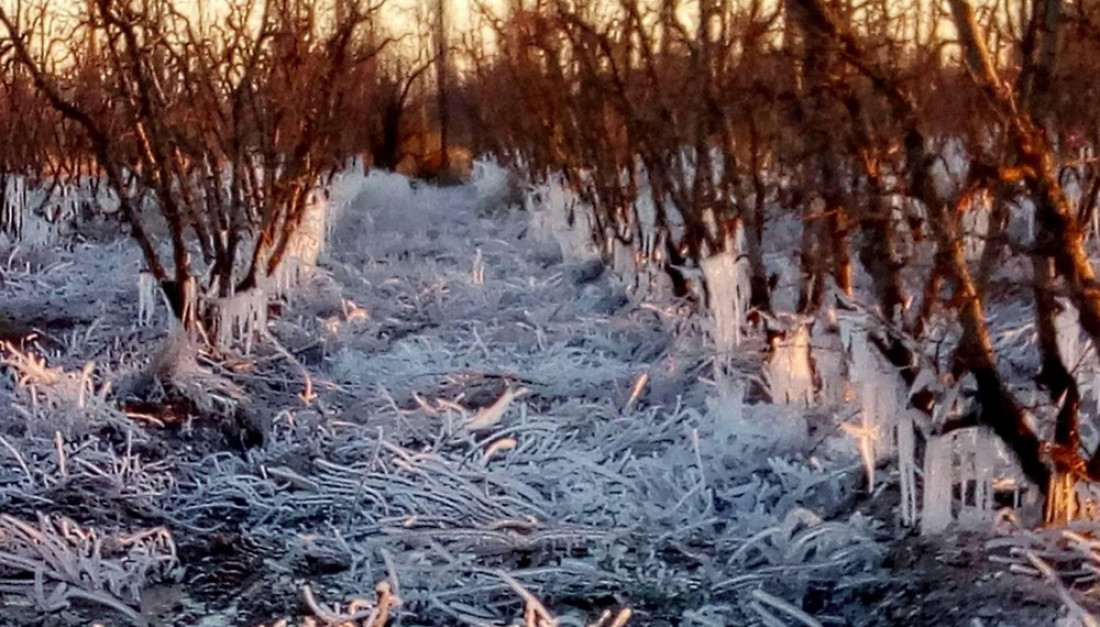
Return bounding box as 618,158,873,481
207,163,880,622
0,163,892,625
11,159,1089,624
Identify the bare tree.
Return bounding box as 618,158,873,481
0,0,391,332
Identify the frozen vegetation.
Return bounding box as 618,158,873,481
0,163,1091,627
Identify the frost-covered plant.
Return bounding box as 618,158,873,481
526,176,599,264
702,384,809,459
727,508,883,604
0,342,109,415
0,1,387,335
0,514,178,625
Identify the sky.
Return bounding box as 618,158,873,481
0,0,1018,63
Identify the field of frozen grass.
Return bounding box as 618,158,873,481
0,164,1083,626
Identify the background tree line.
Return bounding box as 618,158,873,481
453,0,1100,515
0,0,458,327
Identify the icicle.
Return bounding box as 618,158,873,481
1027,204,1036,244
956,428,995,527
898,411,918,527
922,432,954,535
862,384,878,486
841,417,877,492
701,252,741,355
612,238,635,285
733,222,751,345
873,379,898,456
1056,299,1081,371
539,179,596,263
974,429,995,513
181,277,198,339
137,271,158,327
291,189,327,267
166,277,198,336
1,175,25,241
217,287,267,354
472,247,485,285
765,322,814,405
811,315,845,406
843,313,900,463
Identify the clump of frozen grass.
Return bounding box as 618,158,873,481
328,169,477,264
702,381,809,458
723,508,883,603
169,383,879,624
748,588,825,627
293,581,401,627
525,176,599,264
988,515,1100,626
0,513,178,625
0,342,111,418
470,158,521,216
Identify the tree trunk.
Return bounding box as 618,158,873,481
796,196,826,313
1031,256,1081,453
857,187,905,321
976,184,1012,292
746,117,773,312
789,0,1053,489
